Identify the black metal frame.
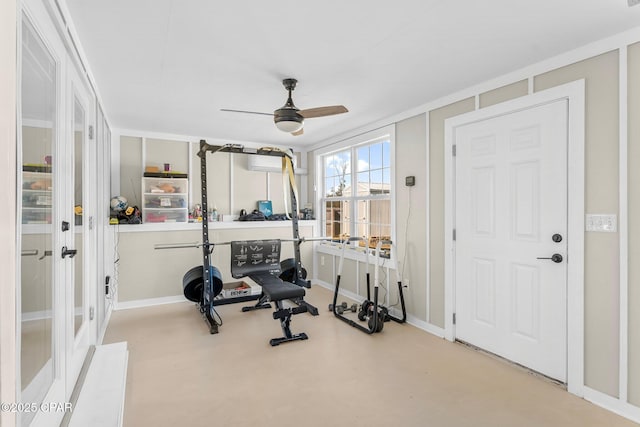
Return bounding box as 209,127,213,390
332,240,406,334
196,140,317,334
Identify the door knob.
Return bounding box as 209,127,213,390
61,246,77,259
536,253,563,263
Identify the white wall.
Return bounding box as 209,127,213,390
310,27,640,423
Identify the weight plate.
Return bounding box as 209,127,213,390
182,265,223,302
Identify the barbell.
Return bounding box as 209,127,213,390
154,236,362,250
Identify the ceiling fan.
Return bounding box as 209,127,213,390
221,78,348,136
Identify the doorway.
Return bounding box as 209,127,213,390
444,81,585,394
18,2,96,425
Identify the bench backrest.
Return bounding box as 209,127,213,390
230,239,282,279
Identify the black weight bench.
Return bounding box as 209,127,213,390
232,240,309,346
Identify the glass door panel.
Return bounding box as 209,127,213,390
66,63,93,395
19,17,56,424
73,97,84,336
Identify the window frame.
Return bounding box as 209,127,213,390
315,125,396,265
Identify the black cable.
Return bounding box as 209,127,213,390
401,185,412,281
212,306,223,327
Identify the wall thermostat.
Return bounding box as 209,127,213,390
405,176,415,186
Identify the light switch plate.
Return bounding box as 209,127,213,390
585,214,617,232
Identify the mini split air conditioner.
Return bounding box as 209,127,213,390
247,154,307,175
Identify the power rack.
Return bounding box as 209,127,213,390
195,140,317,334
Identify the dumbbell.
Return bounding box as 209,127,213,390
337,303,358,315
329,301,358,314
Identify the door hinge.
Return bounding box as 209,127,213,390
89,125,94,139
452,144,457,156
89,216,94,230
453,313,456,325
453,229,456,241
89,306,95,320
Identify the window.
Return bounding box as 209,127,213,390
319,128,393,256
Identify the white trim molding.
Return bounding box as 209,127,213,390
584,387,640,424
618,46,629,405
114,295,187,311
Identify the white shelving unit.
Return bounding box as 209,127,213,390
22,170,53,224
141,176,188,223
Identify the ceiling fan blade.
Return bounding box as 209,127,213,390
291,128,304,136
220,108,273,116
299,105,348,119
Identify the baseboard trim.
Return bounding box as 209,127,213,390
115,295,187,311
583,386,640,424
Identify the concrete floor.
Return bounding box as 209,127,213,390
104,286,638,427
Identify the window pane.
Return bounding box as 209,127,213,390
369,223,381,240
325,177,335,197
356,172,367,196
325,221,333,238
328,151,350,178
383,168,390,185
370,169,383,194
336,150,350,168
341,173,351,197
382,141,391,167
325,155,335,178
357,200,368,223
325,200,344,240
357,146,369,172
370,143,382,169
370,199,390,229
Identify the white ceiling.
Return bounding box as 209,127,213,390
64,0,640,148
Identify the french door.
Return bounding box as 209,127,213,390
19,2,95,425
65,57,94,396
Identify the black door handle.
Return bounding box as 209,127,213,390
537,253,563,263
61,246,77,259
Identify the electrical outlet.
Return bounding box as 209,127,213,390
320,256,325,266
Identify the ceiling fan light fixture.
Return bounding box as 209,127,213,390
275,119,304,133
222,78,347,136
274,109,304,133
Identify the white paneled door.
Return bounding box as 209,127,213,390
454,100,568,382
